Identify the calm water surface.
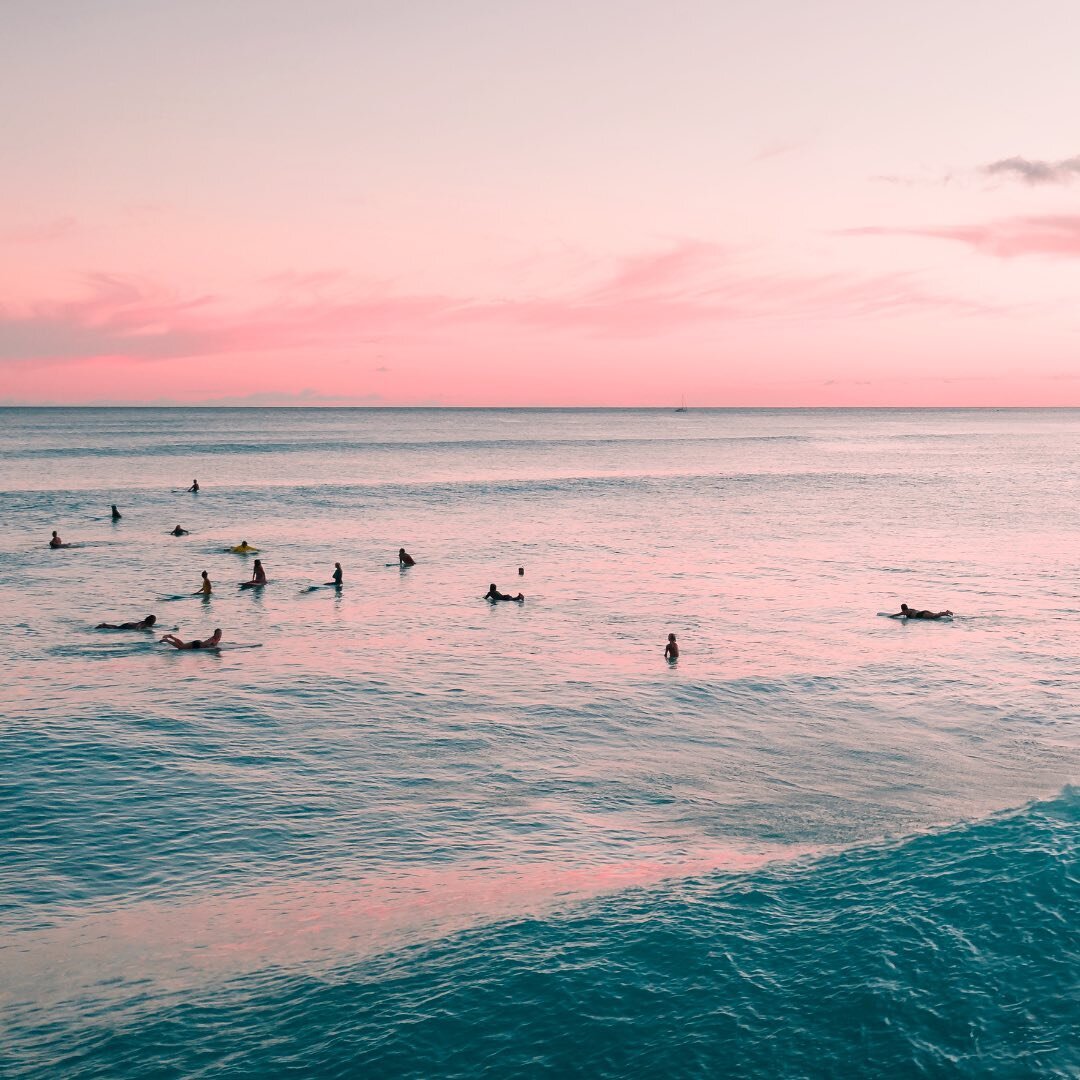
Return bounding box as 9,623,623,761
1,408,1077,1077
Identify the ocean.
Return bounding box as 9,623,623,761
1,407,1076,1078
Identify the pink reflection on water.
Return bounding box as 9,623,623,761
2,845,813,1012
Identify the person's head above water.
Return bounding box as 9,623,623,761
900,603,910,613
668,633,677,642
52,531,58,538
145,615,157,626
518,566,524,576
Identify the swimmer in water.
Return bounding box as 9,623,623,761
110,505,122,521
96,615,157,630
187,479,199,493
399,548,416,567
196,571,212,595
171,526,189,536
518,566,524,576
49,531,66,548
888,603,953,620
485,583,524,602
327,562,343,587
160,628,222,650
665,633,679,660
240,559,267,588
229,540,258,553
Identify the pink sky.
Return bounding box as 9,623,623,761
2,0,1080,405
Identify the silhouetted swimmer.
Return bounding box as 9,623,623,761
196,571,212,596
240,559,267,588
160,628,222,650
327,562,343,587
485,583,524,602
171,525,189,536
888,603,953,620
518,566,524,576
97,615,157,631
187,479,199,493
110,505,122,521
665,633,679,660
49,531,67,549
399,548,416,567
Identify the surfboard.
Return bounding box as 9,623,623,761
877,612,953,620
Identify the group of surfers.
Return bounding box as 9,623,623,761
60,484,955,656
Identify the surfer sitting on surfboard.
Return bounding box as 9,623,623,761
171,525,189,536
399,548,416,567
161,628,222,650
888,603,953,620
196,571,212,595
328,562,343,587
187,479,199,493
240,560,267,588
49,531,66,548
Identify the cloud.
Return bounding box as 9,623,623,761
982,155,1080,185
844,215,1080,258
0,243,992,368
2,216,79,244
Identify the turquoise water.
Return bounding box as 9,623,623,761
1,408,1077,1077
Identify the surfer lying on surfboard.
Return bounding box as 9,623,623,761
485,583,524,602
96,614,157,630
161,628,222,650
887,603,953,619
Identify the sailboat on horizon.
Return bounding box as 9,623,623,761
675,396,688,413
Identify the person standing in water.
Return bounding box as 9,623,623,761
110,505,122,520
399,548,416,567
327,562,343,587
196,571,212,596
188,479,199,493
160,628,222,650
240,560,267,588
665,633,679,660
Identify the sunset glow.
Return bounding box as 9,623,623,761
3,1,1080,405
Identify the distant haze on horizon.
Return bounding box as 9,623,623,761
2,0,1080,407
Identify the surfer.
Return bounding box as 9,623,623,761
187,479,199,493
485,583,524,602
49,531,65,548
110,505,122,521
665,633,679,660
240,559,267,588
327,562,343,587
171,525,189,536
399,548,416,567
889,603,953,620
518,566,524,577
230,540,258,553
96,615,157,630
196,571,212,596
160,628,222,650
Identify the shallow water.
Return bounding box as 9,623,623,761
1,407,1077,1077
